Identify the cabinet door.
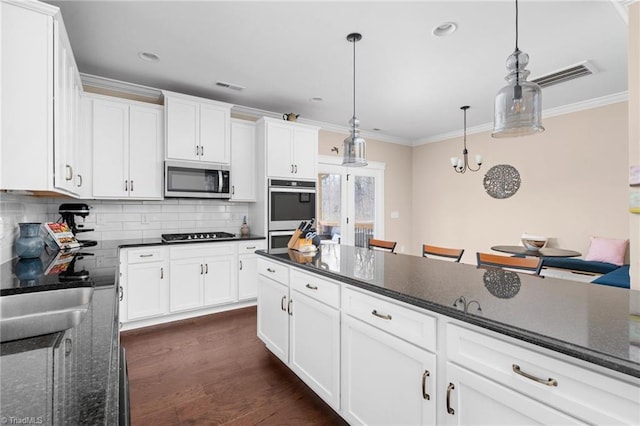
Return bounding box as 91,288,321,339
444,362,582,426
166,96,199,161
92,99,129,197
292,127,318,180
169,258,204,312
342,315,436,426
230,120,256,201
200,103,230,164
129,105,163,198
203,254,236,306
290,290,340,410
257,275,289,363
238,253,258,300
127,261,167,320
266,122,294,178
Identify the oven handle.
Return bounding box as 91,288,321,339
268,187,316,194
218,170,223,193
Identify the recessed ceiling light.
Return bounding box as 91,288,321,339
310,97,324,102
432,22,458,37
372,128,382,132
215,81,245,91
138,51,159,62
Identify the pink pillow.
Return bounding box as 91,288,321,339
584,237,628,266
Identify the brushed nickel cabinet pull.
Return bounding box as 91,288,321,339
125,180,129,191
446,383,455,415
512,364,558,387
371,309,392,320
294,164,297,173
287,299,293,316
305,283,318,290
290,164,294,173
239,260,243,270
139,254,153,258
196,145,200,156
65,165,73,181
160,267,164,279
205,263,209,274
245,246,256,250
232,185,235,195
130,180,134,191
422,370,430,400
281,296,287,311
200,264,204,275
76,174,83,187
119,286,123,301
267,268,276,273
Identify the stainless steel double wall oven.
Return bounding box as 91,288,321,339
267,179,316,249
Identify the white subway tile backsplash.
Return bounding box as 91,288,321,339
0,195,251,264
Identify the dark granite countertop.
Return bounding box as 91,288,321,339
0,238,132,425
257,244,640,379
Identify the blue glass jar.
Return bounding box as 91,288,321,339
16,222,44,259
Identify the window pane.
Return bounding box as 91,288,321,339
354,175,375,247
318,173,341,242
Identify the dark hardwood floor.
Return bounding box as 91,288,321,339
120,306,348,425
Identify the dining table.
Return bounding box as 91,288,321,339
490,245,582,258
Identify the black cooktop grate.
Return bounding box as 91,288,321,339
161,232,236,243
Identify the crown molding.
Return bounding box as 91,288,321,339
413,91,629,146
232,104,412,146
80,73,163,101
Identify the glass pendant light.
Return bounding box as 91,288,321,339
492,0,544,138
343,32,367,167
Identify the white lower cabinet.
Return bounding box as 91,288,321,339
257,273,290,363
119,240,264,329
238,241,266,300
257,262,341,411
169,243,237,313
444,362,581,426
119,247,168,322
342,315,436,425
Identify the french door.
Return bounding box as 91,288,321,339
317,157,384,247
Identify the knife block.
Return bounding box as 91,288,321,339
287,229,314,251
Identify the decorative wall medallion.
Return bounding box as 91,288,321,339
483,164,521,199
483,269,521,299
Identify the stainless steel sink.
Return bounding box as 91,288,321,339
0,286,94,342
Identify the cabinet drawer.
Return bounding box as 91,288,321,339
127,247,164,264
257,258,289,285
342,287,436,352
238,240,266,254
290,269,339,308
170,243,235,260
447,323,640,425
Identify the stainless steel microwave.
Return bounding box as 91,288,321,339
268,179,316,231
165,160,230,199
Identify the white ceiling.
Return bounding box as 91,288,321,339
46,0,629,144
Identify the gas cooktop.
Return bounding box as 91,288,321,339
161,232,236,243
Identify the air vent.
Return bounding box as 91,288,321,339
215,81,245,91
531,61,596,88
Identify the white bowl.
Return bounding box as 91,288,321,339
521,234,547,251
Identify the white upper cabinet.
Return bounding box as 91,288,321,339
87,94,163,199
230,119,257,202
1,1,84,196
259,118,319,180
164,91,232,164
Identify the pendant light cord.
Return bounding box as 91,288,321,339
352,37,356,123
463,107,467,150
515,0,519,51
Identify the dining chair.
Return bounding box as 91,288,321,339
423,244,464,262
476,252,543,275
368,238,397,253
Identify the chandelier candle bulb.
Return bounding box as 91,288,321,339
450,157,458,167
475,155,483,165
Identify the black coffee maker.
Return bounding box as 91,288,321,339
58,203,97,247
